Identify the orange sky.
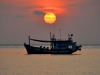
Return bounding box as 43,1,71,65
0,0,100,44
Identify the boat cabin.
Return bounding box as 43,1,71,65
50,36,77,51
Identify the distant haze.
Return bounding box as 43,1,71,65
0,0,100,44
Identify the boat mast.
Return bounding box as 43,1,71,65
50,32,51,40
50,32,53,49
28,36,30,46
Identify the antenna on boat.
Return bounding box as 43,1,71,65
68,33,73,40
50,32,51,41
68,33,70,38
71,34,73,38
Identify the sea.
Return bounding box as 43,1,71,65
0,44,100,75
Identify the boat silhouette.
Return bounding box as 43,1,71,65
24,33,82,54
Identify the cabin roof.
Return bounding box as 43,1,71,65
30,39,72,43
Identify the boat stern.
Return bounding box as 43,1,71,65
76,45,82,51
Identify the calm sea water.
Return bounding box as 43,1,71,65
0,44,100,75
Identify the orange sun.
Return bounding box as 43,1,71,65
44,13,56,24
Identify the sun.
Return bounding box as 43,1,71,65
44,13,56,24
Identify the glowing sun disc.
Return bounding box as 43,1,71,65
44,13,56,24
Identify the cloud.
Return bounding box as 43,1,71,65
33,10,45,15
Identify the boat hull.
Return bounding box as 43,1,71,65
24,43,79,54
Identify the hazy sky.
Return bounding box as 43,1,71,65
0,0,100,44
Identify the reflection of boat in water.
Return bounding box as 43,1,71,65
24,33,82,54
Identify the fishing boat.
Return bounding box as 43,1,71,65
24,33,82,54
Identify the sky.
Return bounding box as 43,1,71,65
0,0,100,44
